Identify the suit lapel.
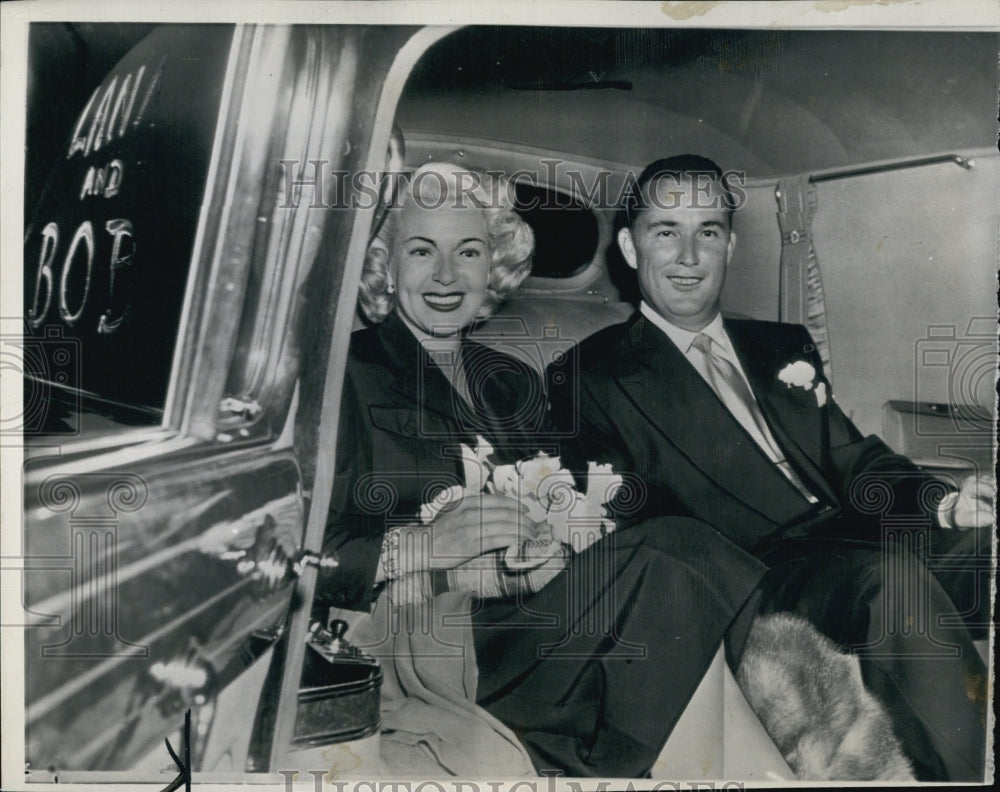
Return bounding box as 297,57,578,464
613,316,814,524
726,319,837,504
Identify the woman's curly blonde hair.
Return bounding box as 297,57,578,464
359,162,535,324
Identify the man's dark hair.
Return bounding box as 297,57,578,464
622,154,738,229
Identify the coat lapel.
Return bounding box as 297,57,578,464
725,319,838,504
458,342,548,461
613,316,815,524
374,313,538,449
374,312,477,443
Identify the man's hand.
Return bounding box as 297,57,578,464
946,473,995,530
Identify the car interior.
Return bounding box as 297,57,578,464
362,26,997,778
16,20,996,782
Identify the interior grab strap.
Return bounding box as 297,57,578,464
775,175,832,383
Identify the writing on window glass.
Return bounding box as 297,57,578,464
28,61,162,336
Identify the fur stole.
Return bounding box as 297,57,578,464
737,613,915,781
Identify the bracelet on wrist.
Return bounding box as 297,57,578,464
380,526,403,580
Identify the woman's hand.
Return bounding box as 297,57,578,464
405,494,540,573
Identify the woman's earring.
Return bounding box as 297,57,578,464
387,279,396,295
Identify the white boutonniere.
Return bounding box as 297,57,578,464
777,361,827,407
778,360,816,390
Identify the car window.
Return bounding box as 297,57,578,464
22,25,235,438
513,182,599,279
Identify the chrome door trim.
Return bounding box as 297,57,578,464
266,23,460,771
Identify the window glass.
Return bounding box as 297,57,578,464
22,25,234,437
513,182,599,279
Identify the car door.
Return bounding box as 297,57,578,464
19,22,419,778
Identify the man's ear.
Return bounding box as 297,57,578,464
726,230,737,263
617,227,638,270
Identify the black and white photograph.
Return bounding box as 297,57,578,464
1,1,997,789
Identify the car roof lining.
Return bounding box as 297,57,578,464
397,27,997,179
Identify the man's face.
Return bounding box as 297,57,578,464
618,175,736,332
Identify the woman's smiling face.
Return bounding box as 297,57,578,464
391,201,491,341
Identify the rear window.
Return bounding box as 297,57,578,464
513,182,599,279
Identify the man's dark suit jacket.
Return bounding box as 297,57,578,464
546,312,948,557
544,311,991,781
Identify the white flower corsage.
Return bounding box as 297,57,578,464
778,361,827,407
420,435,622,571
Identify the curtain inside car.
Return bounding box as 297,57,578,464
775,176,832,383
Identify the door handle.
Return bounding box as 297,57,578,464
195,494,327,595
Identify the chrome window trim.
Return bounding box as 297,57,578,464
163,24,252,433
217,26,378,439
179,26,297,442
265,24,461,771
23,427,180,467
23,435,201,480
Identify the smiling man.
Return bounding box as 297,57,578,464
547,154,993,781
618,164,736,332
